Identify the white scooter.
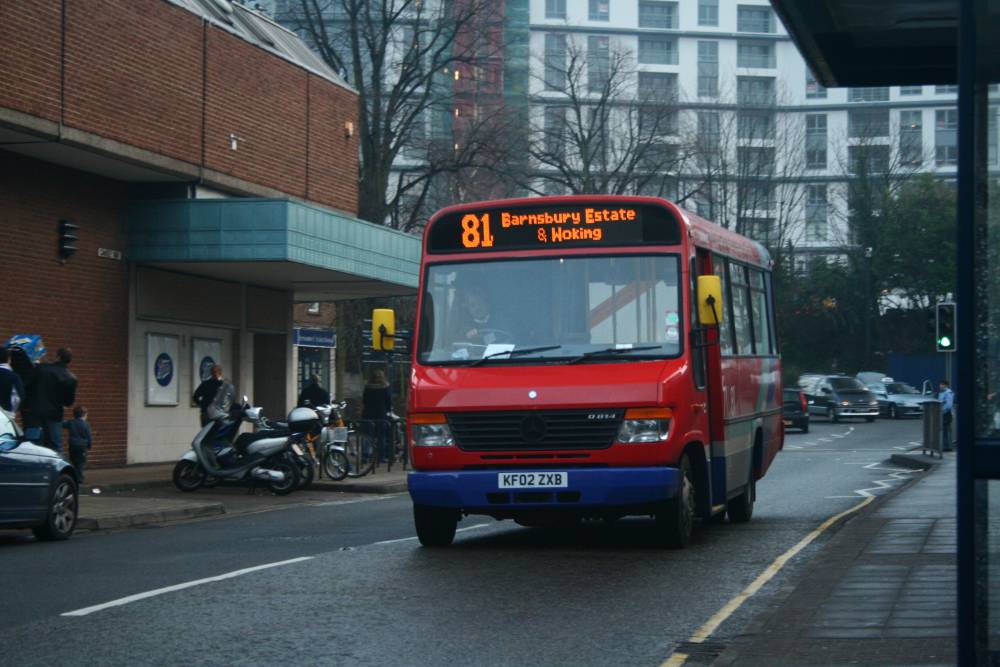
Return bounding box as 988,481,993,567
172,398,301,495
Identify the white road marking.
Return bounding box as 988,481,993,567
824,462,918,499
371,523,491,546
62,556,315,617
818,438,832,443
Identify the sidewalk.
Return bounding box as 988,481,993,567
76,462,409,532
712,450,956,666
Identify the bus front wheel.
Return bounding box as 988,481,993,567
414,504,459,547
657,454,695,548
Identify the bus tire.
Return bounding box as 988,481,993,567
727,469,755,523
414,504,459,547
657,454,694,548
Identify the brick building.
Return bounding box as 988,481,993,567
0,0,419,465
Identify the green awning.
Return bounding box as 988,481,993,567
128,198,420,301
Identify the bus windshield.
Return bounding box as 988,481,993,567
417,254,682,365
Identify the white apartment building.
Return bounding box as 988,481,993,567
527,0,1000,268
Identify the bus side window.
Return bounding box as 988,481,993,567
730,263,753,355
748,268,771,355
713,258,735,355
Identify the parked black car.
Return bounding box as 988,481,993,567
799,374,880,423
782,388,810,432
0,410,78,540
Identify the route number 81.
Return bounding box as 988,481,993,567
461,213,494,249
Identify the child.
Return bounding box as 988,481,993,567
63,406,92,482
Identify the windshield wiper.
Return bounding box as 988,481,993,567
567,345,661,364
469,345,563,367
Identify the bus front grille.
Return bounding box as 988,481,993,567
448,410,623,451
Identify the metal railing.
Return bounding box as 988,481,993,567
922,399,943,458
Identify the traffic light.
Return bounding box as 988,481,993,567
936,302,956,352
58,219,79,261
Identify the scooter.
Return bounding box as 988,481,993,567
172,398,300,496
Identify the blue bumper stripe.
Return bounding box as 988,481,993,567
408,467,679,510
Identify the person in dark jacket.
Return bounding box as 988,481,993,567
193,364,225,427
63,405,92,482
362,369,393,463
0,347,25,414
22,347,77,453
297,374,331,407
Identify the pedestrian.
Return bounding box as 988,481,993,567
63,405,92,482
0,346,25,415
297,374,331,407
21,347,77,454
939,379,955,452
193,364,224,426
362,368,393,463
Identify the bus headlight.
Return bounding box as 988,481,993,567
617,408,672,444
410,413,454,447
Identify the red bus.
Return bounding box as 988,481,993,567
380,195,782,547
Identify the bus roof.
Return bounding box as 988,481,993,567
423,195,772,268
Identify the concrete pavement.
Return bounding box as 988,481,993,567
77,461,409,532
711,449,957,666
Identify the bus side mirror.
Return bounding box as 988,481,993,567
372,308,396,351
697,276,723,325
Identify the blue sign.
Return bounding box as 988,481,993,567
154,353,174,387
294,328,336,348
6,334,46,362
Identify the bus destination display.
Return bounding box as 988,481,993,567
427,203,680,253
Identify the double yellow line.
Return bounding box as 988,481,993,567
660,495,876,666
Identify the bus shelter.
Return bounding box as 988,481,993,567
770,1,999,662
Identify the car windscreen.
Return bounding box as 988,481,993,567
417,254,682,365
829,377,867,391
886,382,919,394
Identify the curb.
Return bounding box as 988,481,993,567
889,452,944,470
77,502,226,531
85,477,409,495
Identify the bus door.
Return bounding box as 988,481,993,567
698,249,732,509
693,248,725,512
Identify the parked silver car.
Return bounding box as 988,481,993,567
866,381,932,419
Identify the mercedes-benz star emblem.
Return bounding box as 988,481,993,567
528,390,538,399
521,415,547,443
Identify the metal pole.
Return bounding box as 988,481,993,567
956,0,977,662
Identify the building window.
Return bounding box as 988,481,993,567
848,87,890,102
738,110,775,140
936,85,958,95
639,1,677,28
737,40,775,68
697,111,720,161
587,36,610,92
698,0,718,26
805,113,827,169
638,35,677,65
737,76,775,106
899,85,923,96
805,185,828,242
697,41,719,97
737,5,773,33
848,108,890,137
899,110,923,166
545,0,566,18
935,109,959,166
806,70,826,99
638,71,678,101
849,145,890,173
639,107,679,137
544,34,566,91
739,183,774,211
589,0,609,21
741,217,774,243
737,146,775,174
641,142,679,170
543,106,565,155
989,108,999,167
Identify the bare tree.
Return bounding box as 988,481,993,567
281,0,508,228
687,76,809,270
515,37,692,197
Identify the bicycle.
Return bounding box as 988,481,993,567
344,421,377,478
384,415,407,472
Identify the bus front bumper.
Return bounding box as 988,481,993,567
407,467,679,511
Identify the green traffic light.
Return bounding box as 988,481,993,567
939,336,952,348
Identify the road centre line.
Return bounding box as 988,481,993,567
61,556,314,618
658,495,876,667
